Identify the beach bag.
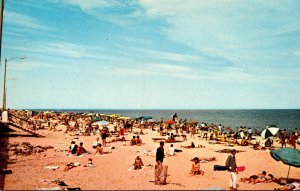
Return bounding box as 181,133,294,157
213,165,228,171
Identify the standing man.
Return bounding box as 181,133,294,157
226,149,237,190
279,130,286,148
156,141,165,163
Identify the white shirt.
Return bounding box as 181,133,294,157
168,147,175,156
165,135,169,140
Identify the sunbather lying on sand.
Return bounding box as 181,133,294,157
240,171,274,184
106,136,127,143
181,142,205,149
275,182,300,190
64,162,80,171
253,173,274,184
199,157,216,162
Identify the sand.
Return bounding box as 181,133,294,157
1,125,299,190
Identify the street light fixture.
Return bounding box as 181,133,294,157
2,56,26,110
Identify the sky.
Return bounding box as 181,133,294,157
1,0,300,109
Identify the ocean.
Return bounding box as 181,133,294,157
49,109,300,132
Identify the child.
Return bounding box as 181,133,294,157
133,155,144,170
190,157,204,175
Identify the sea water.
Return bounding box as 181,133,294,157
52,109,300,132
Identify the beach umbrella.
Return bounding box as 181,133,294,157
96,121,109,126
109,114,121,118
164,119,175,125
188,120,198,125
137,116,152,120
261,125,279,139
270,148,300,179
267,125,279,134
92,117,103,122
147,119,156,123
118,116,131,120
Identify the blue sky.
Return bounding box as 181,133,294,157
1,0,300,109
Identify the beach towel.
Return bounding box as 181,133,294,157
45,166,60,170
128,165,145,171
236,166,246,172
35,187,60,191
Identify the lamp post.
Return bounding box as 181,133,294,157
2,56,26,110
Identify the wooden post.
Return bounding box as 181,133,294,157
286,165,291,180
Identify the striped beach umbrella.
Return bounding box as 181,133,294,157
261,125,279,139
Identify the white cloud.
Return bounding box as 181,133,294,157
52,0,110,10
149,63,191,72
112,63,199,80
7,41,97,58
10,60,58,71
294,51,300,57
117,46,202,63
4,11,52,31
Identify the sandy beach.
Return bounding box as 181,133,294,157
1,113,299,190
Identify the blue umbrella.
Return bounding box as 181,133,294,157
92,117,103,122
271,148,300,178
137,116,152,120
96,121,109,126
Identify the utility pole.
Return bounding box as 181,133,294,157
0,0,4,68
2,58,6,110
0,0,4,114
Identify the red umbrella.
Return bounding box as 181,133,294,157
164,119,175,124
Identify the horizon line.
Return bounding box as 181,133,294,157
11,108,300,111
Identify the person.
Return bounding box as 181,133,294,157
240,137,248,146
190,157,204,175
181,142,196,149
279,130,286,148
133,155,144,170
156,141,165,163
275,182,300,190
289,132,297,149
166,133,175,143
76,142,87,155
64,162,80,171
130,136,137,146
172,113,178,121
84,158,94,167
101,130,108,147
253,173,274,184
136,136,142,145
248,127,253,140
226,149,237,190
69,141,78,155
155,160,164,184
64,162,75,171
265,138,272,147
167,144,175,156
92,137,100,149
94,143,111,155
240,171,266,183
181,142,205,149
